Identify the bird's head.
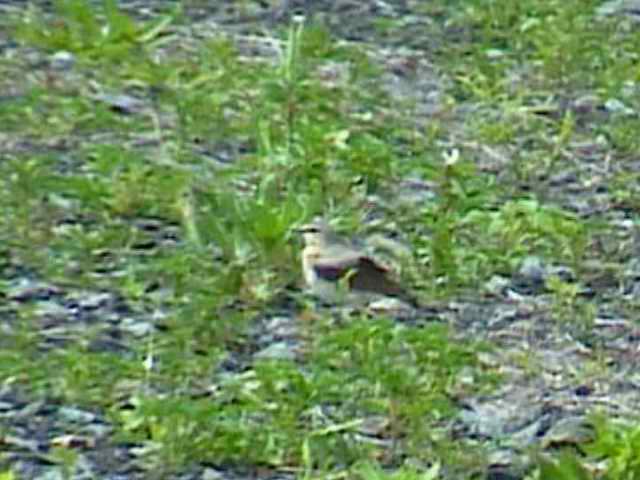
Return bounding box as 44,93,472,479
295,217,335,248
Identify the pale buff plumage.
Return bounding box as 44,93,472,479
296,219,414,305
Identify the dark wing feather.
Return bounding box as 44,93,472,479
312,254,406,297
349,257,405,296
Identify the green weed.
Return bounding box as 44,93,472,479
583,414,640,480
4,0,634,477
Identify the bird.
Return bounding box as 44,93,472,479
295,218,416,306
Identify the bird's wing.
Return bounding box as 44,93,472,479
349,257,405,296
311,248,405,296
311,249,364,282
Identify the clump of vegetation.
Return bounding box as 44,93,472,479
2,0,640,478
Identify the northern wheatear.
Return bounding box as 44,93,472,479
295,218,416,305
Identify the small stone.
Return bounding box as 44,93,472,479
485,49,505,59
518,256,547,283
263,316,298,338
485,275,510,296
254,341,296,361
34,301,68,319
202,468,225,480
58,406,96,423
50,51,75,70
120,318,154,337
604,98,633,114
92,93,145,114
78,292,112,310
50,434,96,448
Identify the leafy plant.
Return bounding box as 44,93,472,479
5,0,636,477
355,460,441,480
534,451,592,480
15,0,173,59
583,414,640,480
